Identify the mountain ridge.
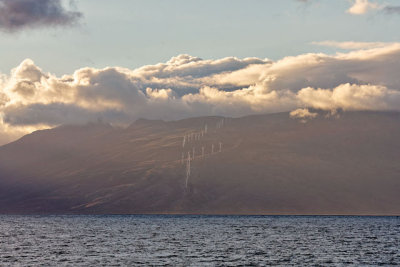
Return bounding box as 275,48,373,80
0,110,400,215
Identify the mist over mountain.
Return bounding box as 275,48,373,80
0,110,399,215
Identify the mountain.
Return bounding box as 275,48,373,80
0,111,400,215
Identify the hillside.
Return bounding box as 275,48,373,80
0,111,400,215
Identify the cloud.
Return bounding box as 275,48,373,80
346,0,400,16
347,0,381,15
2,102,131,126
312,41,392,50
1,43,400,144
290,108,318,123
383,5,400,15
0,0,82,32
298,83,400,110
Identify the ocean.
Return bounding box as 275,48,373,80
0,215,399,266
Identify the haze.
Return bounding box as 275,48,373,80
1,0,400,215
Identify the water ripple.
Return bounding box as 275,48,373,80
0,215,399,266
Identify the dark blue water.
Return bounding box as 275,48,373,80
0,215,399,266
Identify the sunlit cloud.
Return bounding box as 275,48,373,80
347,0,381,15
290,108,318,123
1,43,400,144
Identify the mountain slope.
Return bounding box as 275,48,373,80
0,111,400,215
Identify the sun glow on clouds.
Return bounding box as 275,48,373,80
347,0,381,15
1,43,400,144
345,0,400,15
290,108,318,123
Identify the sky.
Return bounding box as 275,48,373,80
0,0,400,144
1,0,400,74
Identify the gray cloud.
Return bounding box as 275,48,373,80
383,5,400,14
3,102,129,126
0,0,82,32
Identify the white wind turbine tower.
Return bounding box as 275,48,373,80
211,144,214,154
185,151,191,188
219,142,222,153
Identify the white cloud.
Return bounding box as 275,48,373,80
347,0,381,15
290,108,318,123
1,43,400,144
298,83,400,110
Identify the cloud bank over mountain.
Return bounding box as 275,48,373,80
1,43,400,144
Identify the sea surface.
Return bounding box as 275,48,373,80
0,215,399,266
